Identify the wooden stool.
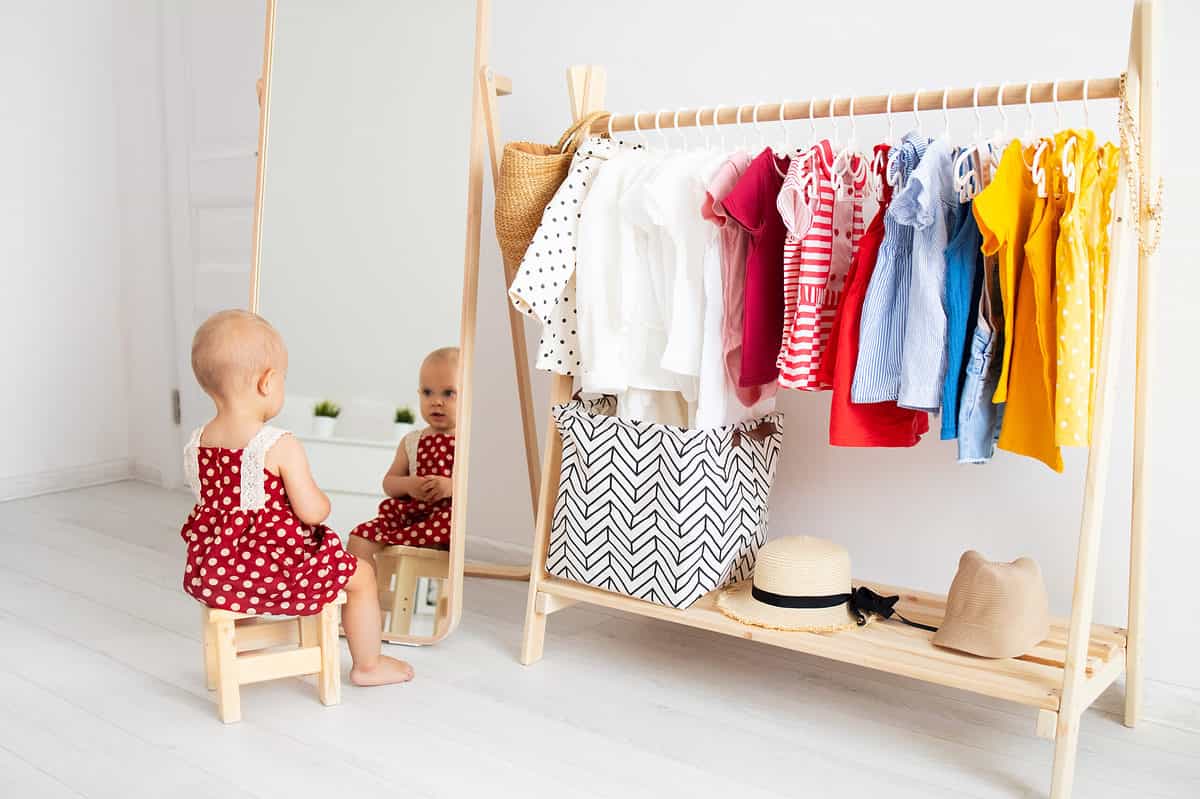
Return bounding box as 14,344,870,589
201,591,346,723
376,545,450,637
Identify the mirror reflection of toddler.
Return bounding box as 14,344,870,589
179,309,413,686
348,348,459,572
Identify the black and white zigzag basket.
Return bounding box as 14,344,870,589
547,397,784,609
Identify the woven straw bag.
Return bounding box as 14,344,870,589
494,111,608,274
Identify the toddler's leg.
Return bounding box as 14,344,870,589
342,556,414,686
347,534,385,578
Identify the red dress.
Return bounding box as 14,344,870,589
350,431,454,549
179,426,357,616
818,145,929,447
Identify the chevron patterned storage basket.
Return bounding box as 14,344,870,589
546,397,785,609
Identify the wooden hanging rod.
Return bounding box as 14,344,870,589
592,77,1122,133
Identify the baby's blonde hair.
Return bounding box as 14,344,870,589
423,346,460,369
191,309,286,398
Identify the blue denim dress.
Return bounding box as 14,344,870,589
957,249,1006,463
940,201,984,439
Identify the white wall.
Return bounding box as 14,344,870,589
114,0,179,486
0,2,134,496
479,0,1200,694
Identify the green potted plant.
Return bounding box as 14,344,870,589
394,406,416,440
312,400,341,438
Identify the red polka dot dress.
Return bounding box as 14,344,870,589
179,425,357,616
350,431,454,550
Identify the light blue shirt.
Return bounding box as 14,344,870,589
890,137,959,412
852,132,928,404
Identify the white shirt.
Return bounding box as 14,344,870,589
508,136,618,376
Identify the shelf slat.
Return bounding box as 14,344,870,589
537,577,1127,712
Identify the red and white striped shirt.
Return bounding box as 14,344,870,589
776,141,867,390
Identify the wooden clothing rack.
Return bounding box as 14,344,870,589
489,2,1159,797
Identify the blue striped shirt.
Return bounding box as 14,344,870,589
852,132,928,404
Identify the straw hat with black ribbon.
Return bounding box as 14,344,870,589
717,537,929,633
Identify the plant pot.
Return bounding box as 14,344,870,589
393,422,414,440
312,416,338,438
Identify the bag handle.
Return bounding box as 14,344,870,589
553,111,610,156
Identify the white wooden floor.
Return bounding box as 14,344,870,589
1,482,1196,799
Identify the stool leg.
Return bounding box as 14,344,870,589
202,609,217,691
317,602,341,706
390,558,418,636
299,615,318,648
213,617,240,723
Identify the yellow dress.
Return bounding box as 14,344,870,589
995,133,1070,473
1053,130,1098,446
973,140,1039,406
1087,145,1121,432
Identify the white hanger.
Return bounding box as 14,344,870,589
832,95,866,196
779,99,792,154
807,97,817,151
995,80,1011,143
736,104,750,151
1082,78,1091,130
953,83,988,201
1027,82,1052,197
654,109,670,151
871,92,894,199
940,86,952,141
711,105,727,152
911,87,924,136
1023,81,1037,143
695,107,710,151
607,112,619,144
633,111,649,148
752,101,768,152
673,107,687,151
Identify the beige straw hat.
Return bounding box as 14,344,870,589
717,536,861,633
932,551,1050,659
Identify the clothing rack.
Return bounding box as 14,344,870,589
594,79,1122,134
510,3,1160,798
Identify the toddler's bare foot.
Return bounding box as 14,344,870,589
350,655,414,686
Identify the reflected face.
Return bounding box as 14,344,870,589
419,356,458,433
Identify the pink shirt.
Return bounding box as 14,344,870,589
720,149,790,388
702,152,774,408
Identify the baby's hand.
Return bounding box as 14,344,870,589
408,477,434,503
422,476,453,502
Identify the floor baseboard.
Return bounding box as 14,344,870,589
0,459,134,503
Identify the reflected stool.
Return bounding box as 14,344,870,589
201,591,346,723
376,545,450,637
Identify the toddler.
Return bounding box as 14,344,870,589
348,347,458,571
180,309,412,686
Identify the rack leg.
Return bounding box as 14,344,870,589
1125,0,1160,732
1051,4,1151,794
519,64,605,666
520,373,571,666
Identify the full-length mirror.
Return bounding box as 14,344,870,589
250,0,480,642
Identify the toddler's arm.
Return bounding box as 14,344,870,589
382,441,423,499
267,435,331,526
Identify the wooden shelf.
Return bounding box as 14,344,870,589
535,577,1127,712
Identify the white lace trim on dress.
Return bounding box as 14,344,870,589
240,425,289,511
183,425,204,503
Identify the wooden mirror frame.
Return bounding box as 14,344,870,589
246,0,492,644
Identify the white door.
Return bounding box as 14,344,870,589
161,0,266,472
